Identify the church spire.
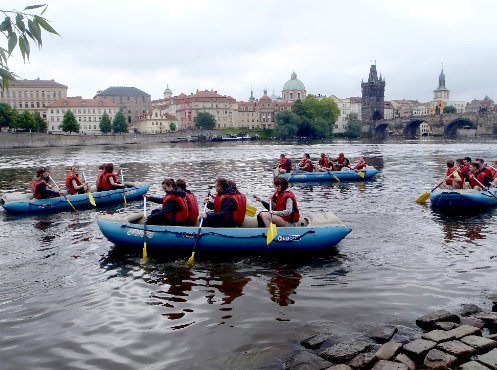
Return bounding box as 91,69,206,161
438,68,446,89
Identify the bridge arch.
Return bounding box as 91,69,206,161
374,123,390,138
444,118,476,137
403,119,430,139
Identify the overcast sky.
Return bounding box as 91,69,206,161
5,0,497,103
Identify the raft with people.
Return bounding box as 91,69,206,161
429,188,497,212
96,210,352,255
279,168,379,182
1,184,151,215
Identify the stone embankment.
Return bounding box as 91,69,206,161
287,298,497,369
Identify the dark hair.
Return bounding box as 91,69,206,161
104,163,114,173
36,167,47,177
321,153,326,157
226,180,238,192
471,162,480,170
176,179,186,191
446,159,454,167
274,176,289,192
475,158,484,164
161,179,176,188
456,159,464,165
339,153,344,157
280,153,286,158
304,153,310,159
216,178,228,190
463,157,471,162
99,164,105,170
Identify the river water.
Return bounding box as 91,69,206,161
1,138,496,369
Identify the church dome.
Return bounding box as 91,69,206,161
282,72,305,91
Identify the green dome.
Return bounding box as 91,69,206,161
282,72,305,91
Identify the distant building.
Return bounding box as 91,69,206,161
383,101,394,119
46,97,120,134
94,86,151,125
0,78,67,119
330,96,362,133
238,89,292,129
433,69,450,102
133,107,177,133
361,64,385,123
466,96,495,112
390,99,419,118
282,72,306,102
444,101,466,113
413,102,430,116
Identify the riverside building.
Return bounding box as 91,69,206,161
0,78,68,119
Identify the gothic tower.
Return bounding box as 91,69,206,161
433,68,450,102
361,64,385,123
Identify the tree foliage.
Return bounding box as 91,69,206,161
194,112,216,130
33,111,46,132
169,122,176,132
345,113,363,138
443,105,457,114
99,112,112,133
60,110,79,133
0,102,11,128
112,110,128,133
1,4,59,89
18,110,35,130
9,109,19,129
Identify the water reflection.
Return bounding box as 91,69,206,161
433,212,492,244
267,270,302,306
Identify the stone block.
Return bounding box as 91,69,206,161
422,329,456,343
434,321,459,331
402,339,437,361
375,342,402,361
423,348,457,369
416,310,460,331
394,353,416,370
301,333,330,349
371,360,408,370
460,335,497,352
447,325,482,339
474,313,497,329
288,350,332,370
461,317,485,329
457,360,492,369
460,304,482,317
366,326,398,343
474,348,497,368
484,333,497,340
437,340,476,360
348,352,376,369
319,341,374,363
326,365,353,370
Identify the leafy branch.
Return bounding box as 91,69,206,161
0,4,59,89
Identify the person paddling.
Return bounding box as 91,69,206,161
275,154,292,175
441,160,463,190
353,156,367,171
176,179,199,226
299,153,314,172
100,163,125,191
32,167,62,199
255,176,300,227
144,179,190,226
201,178,246,227
65,166,90,195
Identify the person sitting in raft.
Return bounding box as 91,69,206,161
275,153,292,175
475,158,493,183
461,157,472,179
65,166,90,195
299,153,314,172
455,159,467,180
490,160,497,188
176,179,199,226
441,159,463,189
353,157,368,171
463,162,490,191
334,153,350,171
201,178,247,227
100,163,125,191
316,153,333,172
144,179,190,226
32,167,62,199
255,176,300,227
96,164,106,192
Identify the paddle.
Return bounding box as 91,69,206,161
246,204,257,217
143,197,147,259
187,189,210,265
357,170,365,178
81,170,96,206
267,198,277,245
120,167,126,207
470,176,497,201
416,167,463,203
49,175,77,212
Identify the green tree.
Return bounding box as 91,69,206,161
9,109,19,129
112,110,128,133
99,112,112,133
60,110,79,133
274,110,301,139
1,5,59,89
194,112,216,130
169,122,176,132
18,110,35,130
0,102,12,129
288,95,339,138
33,111,46,132
345,113,363,138
443,105,457,114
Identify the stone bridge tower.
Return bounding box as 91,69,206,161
361,64,385,124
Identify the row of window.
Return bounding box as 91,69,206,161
109,96,147,104
50,108,118,114
0,90,63,98
7,101,46,108
50,116,114,122
50,125,98,131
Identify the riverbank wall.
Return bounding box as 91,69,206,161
0,130,217,149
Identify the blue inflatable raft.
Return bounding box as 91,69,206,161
97,211,352,254
1,184,151,215
279,168,378,182
430,188,497,212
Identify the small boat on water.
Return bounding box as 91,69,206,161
430,188,497,212
279,167,379,182
217,133,258,142
1,184,151,215
97,211,351,255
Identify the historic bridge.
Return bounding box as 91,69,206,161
364,111,497,138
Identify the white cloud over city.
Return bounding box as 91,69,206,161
5,0,497,103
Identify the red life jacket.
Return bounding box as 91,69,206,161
185,192,199,223
96,171,105,190
65,173,83,195
32,177,50,199
461,165,470,178
354,162,367,170
214,192,246,226
468,171,488,188
279,158,292,171
272,190,300,223
445,168,462,186
318,158,329,167
101,173,117,191
300,159,314,172
162,194,189,223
